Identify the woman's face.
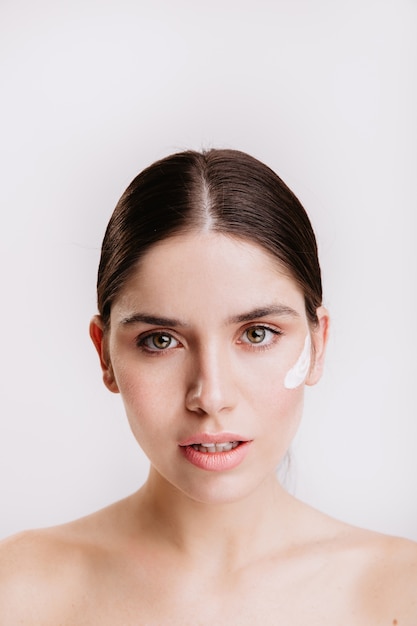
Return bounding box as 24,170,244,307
91,232,328,504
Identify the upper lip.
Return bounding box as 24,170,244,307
179,432,251,447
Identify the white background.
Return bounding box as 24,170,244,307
0,0,416,541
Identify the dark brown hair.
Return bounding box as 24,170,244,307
97,149,322,327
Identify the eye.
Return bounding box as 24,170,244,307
138,332,180,352
240,325,282,347
246,327,267,343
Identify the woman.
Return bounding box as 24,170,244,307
1,149,416,624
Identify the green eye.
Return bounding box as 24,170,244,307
151,334,172,349
240,325,282,347
245,327,267,344
139,332,179,351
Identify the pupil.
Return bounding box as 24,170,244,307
153,334,170,349
249,328,265,343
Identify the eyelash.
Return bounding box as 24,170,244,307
136,332,181,354
136,325,283,355
238,325,283,350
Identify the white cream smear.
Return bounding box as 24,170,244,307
284,334,311,389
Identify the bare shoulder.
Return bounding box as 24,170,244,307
326,523,417,625
0,529,74,624
358,531,417,623
295,503,417,624
0,498,132,625
0,521,105,625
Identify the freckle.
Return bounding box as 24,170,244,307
393,620,398,625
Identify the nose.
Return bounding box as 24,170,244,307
185,343,237,417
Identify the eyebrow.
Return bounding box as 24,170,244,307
227,305,300,324
119,304,299,328
119,313,188,327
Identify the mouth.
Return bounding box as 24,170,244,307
189,441,241,453
178,435,251,471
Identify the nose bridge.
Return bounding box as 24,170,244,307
186,338,235,416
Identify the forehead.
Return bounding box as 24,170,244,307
112,232,305,321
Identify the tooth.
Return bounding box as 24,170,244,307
198,445,216,453
191,441,241,453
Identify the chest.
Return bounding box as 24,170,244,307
67,559,369,626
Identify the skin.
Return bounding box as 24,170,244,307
0,232,416,625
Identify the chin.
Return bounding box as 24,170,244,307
173,470,277,507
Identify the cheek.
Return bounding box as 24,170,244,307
264,382,305,425
113,360,182,434
260,385,305,469
118,376,171,415
255,360,305,438
284,334,311,389
244,344,308,401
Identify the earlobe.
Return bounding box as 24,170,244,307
89,316,119,394
305,306,330,387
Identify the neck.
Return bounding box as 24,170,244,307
132,468,301,570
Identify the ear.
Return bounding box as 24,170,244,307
305,306,330,386
89,316,119,393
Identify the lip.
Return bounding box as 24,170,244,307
179,433,252,472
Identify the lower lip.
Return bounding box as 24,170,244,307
179,441,252,472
